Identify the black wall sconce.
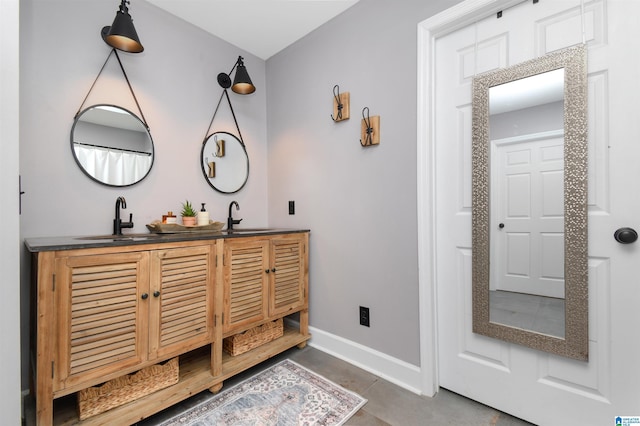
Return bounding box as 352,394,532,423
204,56,256,147
217,56,256,95
101,0,144,53
200,56,255,194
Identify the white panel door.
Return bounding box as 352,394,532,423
491,135,565,298
434,0,640,424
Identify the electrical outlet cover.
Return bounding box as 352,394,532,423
359,306,370,327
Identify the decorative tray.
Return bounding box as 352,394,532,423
146,220,225,234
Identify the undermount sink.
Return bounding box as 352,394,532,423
225,228,273,233
75,233,162,241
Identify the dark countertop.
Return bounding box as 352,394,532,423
24,228,310,252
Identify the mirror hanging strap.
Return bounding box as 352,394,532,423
74,48,149,130
203,88,246,147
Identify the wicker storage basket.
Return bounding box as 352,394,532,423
77,357,179,420
223,318,284,356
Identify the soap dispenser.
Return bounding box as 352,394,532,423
197,203,210,226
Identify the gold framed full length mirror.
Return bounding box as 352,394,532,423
471,44,588,360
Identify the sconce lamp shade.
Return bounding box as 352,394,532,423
217,56,256,94
231,58,256,94
101,0,144,53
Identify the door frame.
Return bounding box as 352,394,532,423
416,0,525,396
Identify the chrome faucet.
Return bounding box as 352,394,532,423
227,201,242,230
113,196,134,235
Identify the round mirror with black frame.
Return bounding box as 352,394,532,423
71,104,154,187
200,131,249,194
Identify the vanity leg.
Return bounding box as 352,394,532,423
297,308,309,349
35,252,56,426
35,392,53,426
209,382,223,394
299,308,309,337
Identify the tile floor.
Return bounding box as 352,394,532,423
132,345,534,426
24,345,535,425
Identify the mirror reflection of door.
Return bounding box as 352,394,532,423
487,69,566,338
490,134,565,337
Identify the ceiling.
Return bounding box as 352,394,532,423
146,0,360,60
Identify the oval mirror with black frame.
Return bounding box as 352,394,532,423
471,44,588,360
200,131,249,194
71,104,154,187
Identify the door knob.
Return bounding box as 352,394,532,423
614,227,638,244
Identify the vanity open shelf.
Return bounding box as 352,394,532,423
220,325,310,379
26,230,310,426
50,324,310,425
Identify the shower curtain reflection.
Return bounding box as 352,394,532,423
73,144,152,186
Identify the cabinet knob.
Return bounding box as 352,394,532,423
141,293,148,300
265,269,270,274
153,291,160,297
272,268,276,273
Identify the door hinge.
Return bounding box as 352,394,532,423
222,312,224,324
51,361,54,379
214,315,217,326
52,273,56,291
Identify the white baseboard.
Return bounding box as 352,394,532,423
298,322,423,395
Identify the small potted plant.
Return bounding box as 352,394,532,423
181,200,197,226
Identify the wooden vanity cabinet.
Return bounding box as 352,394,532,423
269,235,307,317
53,251,150,394
52,244,214,395
222,238,270,334
29,231,309,425
149,245,214,360
222,233,308,335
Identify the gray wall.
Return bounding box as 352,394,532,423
74,121,151,153
19,0,465,392
19,0,268,387
266,0,463,365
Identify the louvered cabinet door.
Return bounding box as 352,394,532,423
222,239,269,334
149,245,214,360
55,252,150,391
269,234,308,316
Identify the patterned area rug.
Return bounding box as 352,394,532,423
159,359,367,426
